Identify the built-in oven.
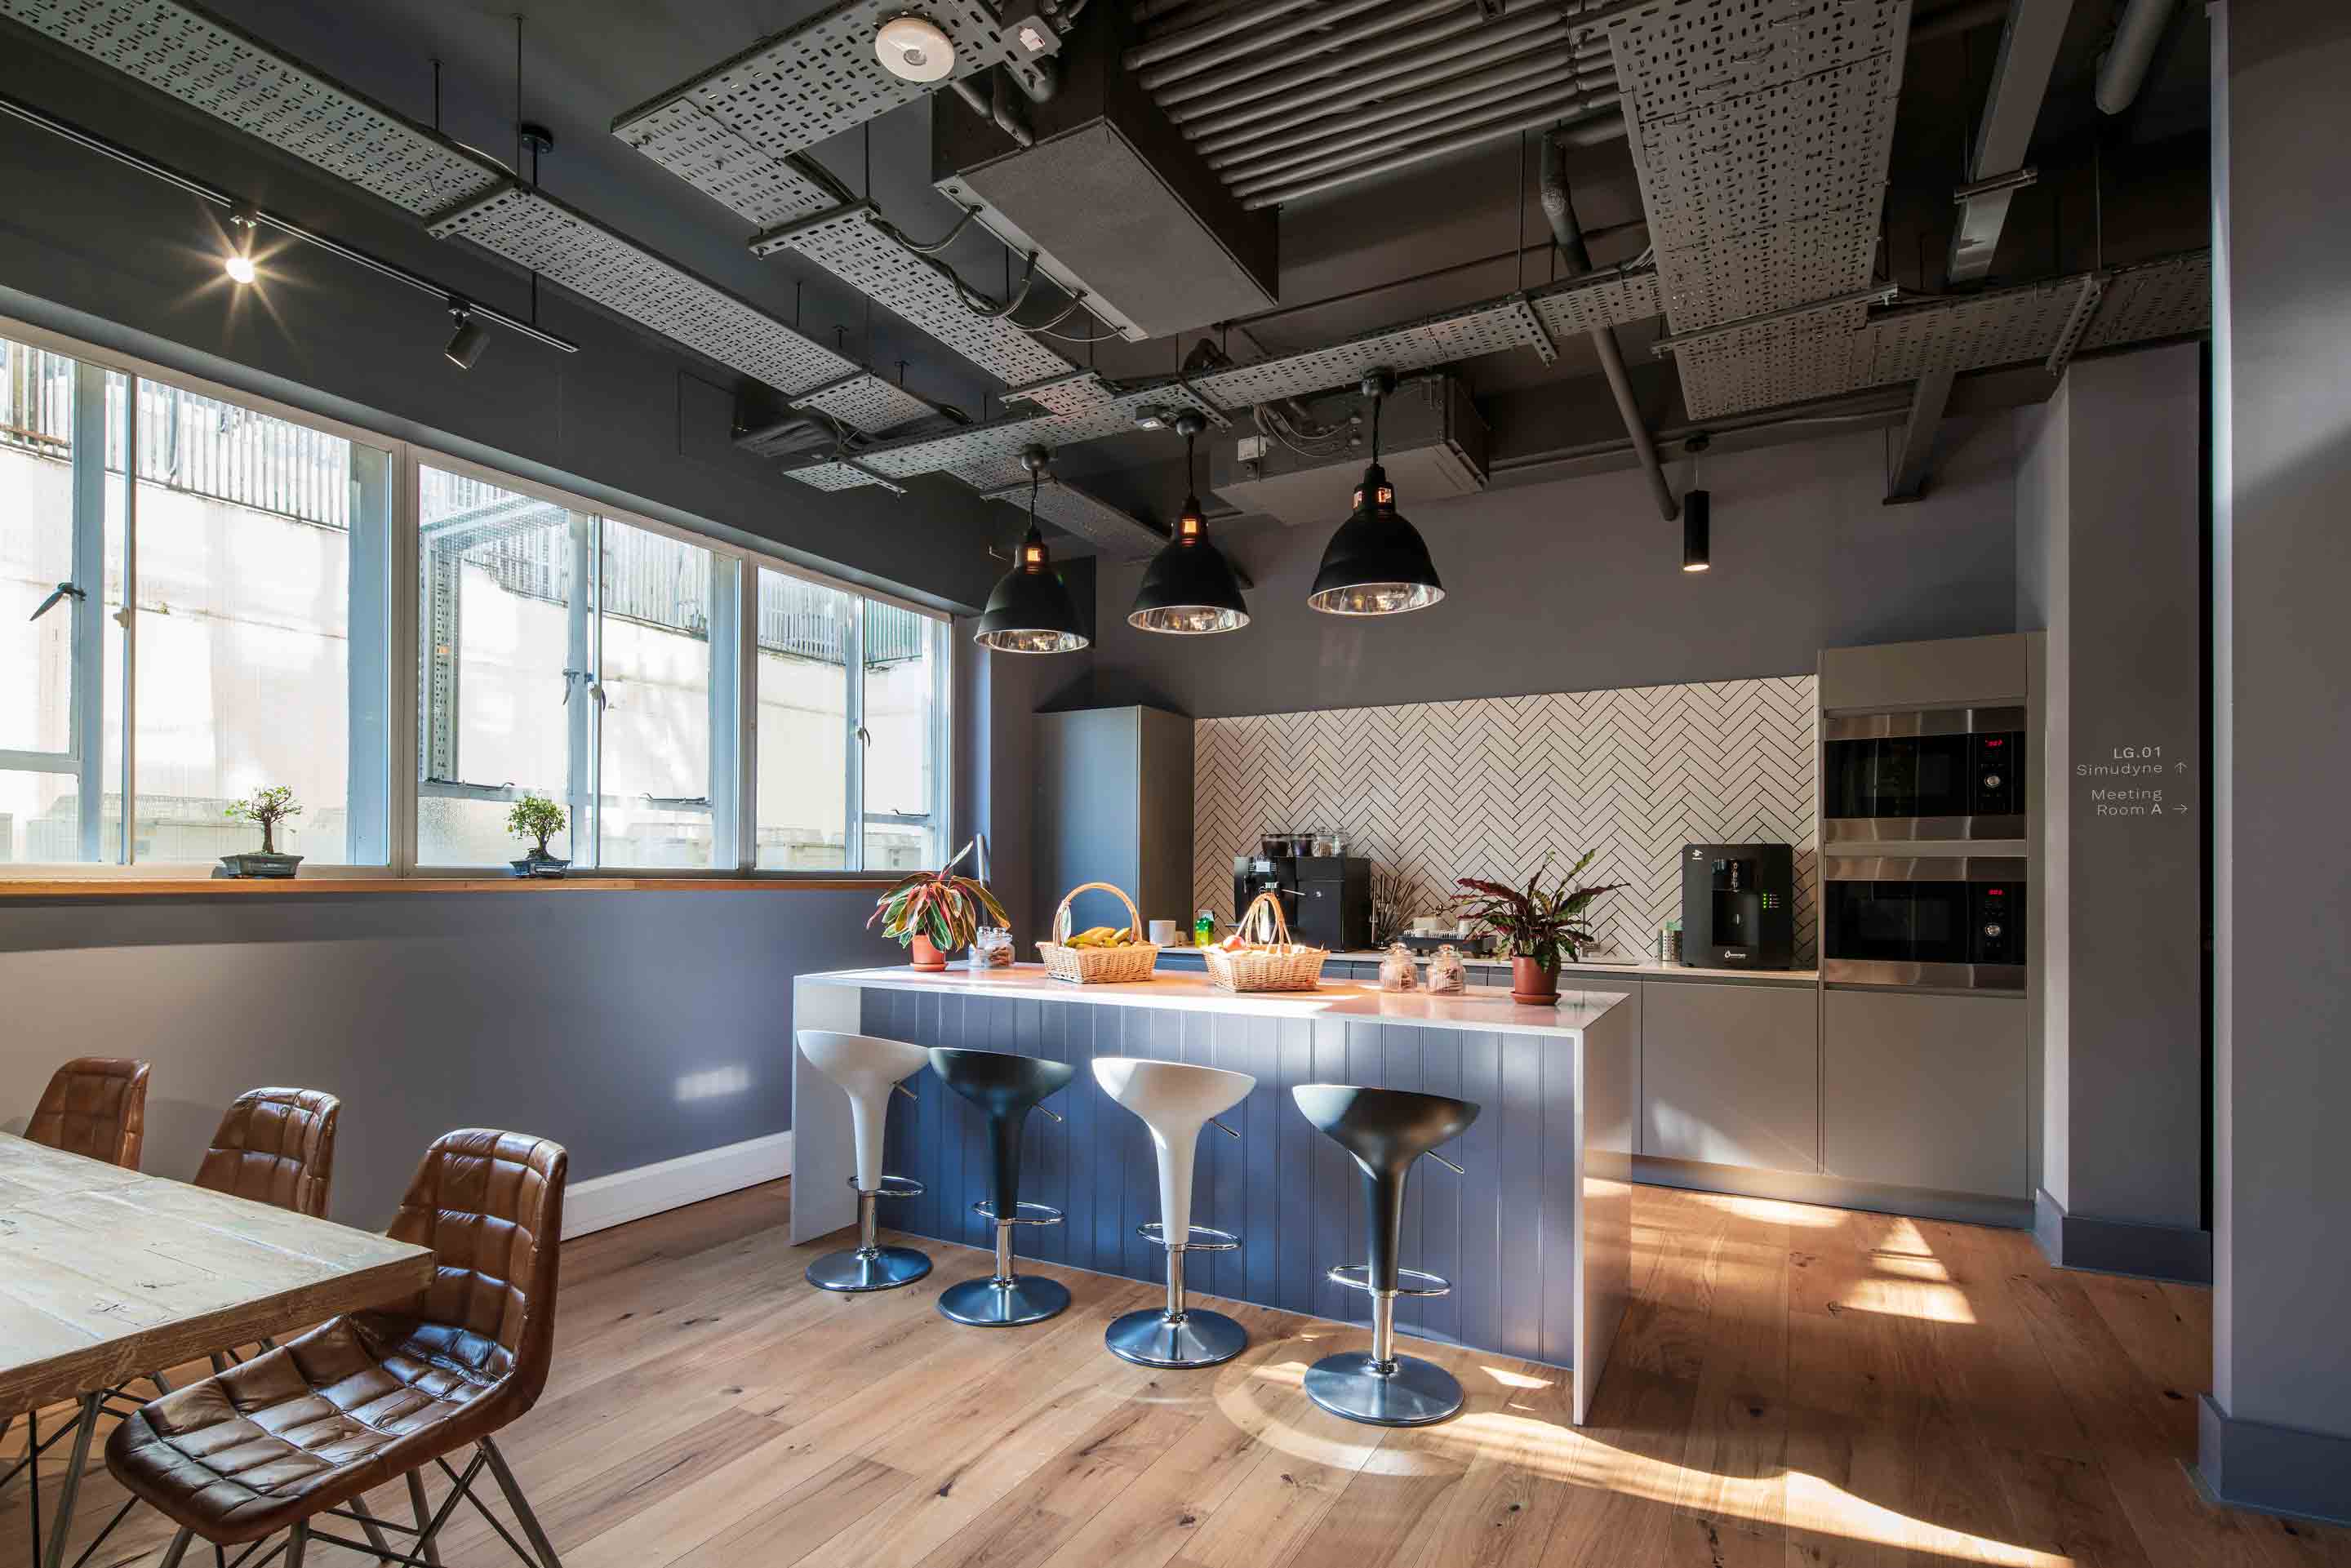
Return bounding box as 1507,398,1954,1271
1822,707,2025,842
1822,857,2025,990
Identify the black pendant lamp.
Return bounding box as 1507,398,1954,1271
1680,433,1712,573
974,444,1089,654
1308,368,1444,615
1128,411,1249,635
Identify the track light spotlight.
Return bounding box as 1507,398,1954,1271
223,209,258,283
444,304,490,371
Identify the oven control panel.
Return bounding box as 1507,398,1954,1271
1971,882,2024,964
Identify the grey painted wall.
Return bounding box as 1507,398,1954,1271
2207,0,2351,1486
1082,415,2020,719
2017,345,2205,1237
0,891,901,1228
2017,383,2072,1209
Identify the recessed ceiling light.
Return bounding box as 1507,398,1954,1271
875,16,955,83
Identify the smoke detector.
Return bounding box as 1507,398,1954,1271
875,16,955,82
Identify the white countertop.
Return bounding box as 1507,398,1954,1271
803,964,1631,1038
1157,948,1820,984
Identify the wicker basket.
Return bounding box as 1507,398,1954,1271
1035,882,1159,984
1203,891,1329,993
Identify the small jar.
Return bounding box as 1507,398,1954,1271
1378,942,1420,992
1426,944,1467,994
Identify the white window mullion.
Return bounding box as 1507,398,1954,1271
845,595,867,872
117,374,138,864
706,556,745,873
390,445,422,877
568,512,598,868
69,361,108,863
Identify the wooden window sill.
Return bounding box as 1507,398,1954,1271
0,876,900,898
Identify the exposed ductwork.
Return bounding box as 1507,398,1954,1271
1538,126,1675,522
2095,0,2180,114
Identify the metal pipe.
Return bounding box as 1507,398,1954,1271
1162,3,1562,117
2095,0,2177,114
1124,0,1323,69
1197,29,1607,150
1140,0,1269,36
989,69,1036,149
1142,0,1453,91
0,90,578,355
1230,83,1619,198
1240,102,1624,210
1540,126,1675,522
1215,57,1613,180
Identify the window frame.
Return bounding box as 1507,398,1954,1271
0,309,955,884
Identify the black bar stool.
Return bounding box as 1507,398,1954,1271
930,1047,1076,1326
1292,1083,1480,1427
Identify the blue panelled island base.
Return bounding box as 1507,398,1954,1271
790,965,1634,1424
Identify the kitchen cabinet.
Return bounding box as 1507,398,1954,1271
1640,980,1819,1172
1033,706,1193,937
1823,988,2029,1197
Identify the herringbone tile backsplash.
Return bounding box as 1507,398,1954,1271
1193,676,1819,962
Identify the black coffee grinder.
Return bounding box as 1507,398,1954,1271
1679,843,1794,969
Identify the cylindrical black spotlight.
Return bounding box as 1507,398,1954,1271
445,305,489,371
1682,488,1711,572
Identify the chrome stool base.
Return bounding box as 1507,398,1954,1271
939,1274,1070,1326
1303,1351,1464,1427
1104,1306,1248,1368
806,1245,931,1293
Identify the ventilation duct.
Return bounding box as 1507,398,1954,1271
1211,375,1487,529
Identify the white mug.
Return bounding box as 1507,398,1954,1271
1148,919,1179,946
1411,916,1442,935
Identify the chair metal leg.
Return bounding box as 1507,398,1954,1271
24,1408,37,1568
349,1495,397,1559
480,1437,564,1568
39,1393,100,1568
158,1527,196,1568
406,1472,442,1567
282,1522,308,1568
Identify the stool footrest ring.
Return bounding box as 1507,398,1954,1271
848,1175,926,1199
1326,1263,1451,1297
1137,1222,1242,1253
973,1199,1064,1226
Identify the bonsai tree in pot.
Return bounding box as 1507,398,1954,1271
221,785,304,878
869,838,1009,971
507,793,570,877
1447,849,1626,1006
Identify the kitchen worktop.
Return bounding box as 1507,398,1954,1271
802,963,1630,1038
1154,948,1820,984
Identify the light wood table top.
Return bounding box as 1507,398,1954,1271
0,1132,434,1414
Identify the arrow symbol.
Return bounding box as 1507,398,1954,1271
2175,761,2187,771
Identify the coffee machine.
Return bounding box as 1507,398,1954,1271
1232,852,1371,950
1679,843,1794,969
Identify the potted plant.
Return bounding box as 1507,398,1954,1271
507,794,571,877
869,839,1009,971
1446,850,1626,1006
220,785,304,878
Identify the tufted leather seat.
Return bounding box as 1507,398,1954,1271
25,1056,150,1169
105,1129,567,1546
193,1088,341,1218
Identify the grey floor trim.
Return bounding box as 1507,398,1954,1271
1630,1155,2033,1230
2033,1186,2214,1283
2194,1393,2351,1526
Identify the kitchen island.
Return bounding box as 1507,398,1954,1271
793,964,1634,1422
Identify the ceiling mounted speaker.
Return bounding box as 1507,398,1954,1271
876,16,956,82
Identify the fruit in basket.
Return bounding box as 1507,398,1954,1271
1065,926,1136,948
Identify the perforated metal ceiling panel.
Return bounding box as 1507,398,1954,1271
429,183,863,402
1608,0,1912,334
753,204,1073,389
792,370,944,433
1867,277,2094,382
0,0,504,216
983,478,1168,557
611,96,847,229
1673,303,1873,420
612,0,1059,169
2079,251,2210,350
789,459,905,492
1530,268,1668,337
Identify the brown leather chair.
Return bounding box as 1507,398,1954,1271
25,1056,150,1168
105,1130,569,1568
193,1087,341,1219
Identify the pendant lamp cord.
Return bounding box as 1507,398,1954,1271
1370,388,1384,466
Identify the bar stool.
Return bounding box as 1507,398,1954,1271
797,1030,933,1291
929,1047,1075,1326
1293,1083,1481,1427
1093,1058,1255,1368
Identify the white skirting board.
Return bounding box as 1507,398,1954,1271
562,1130,794,1239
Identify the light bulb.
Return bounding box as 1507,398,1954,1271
224,251,256,284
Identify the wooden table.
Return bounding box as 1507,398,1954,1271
0,1133,434,1568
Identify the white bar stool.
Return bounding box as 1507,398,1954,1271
797,1029,932,1292
1092,1056,1257,1368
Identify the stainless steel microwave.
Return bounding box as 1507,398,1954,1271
1822,706,2025,843
1821,856,2026,990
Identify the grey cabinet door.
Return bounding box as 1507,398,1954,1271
1823,989,2030,1197
1640,981,1820,1172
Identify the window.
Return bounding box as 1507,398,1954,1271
2,314,949,880
0,332,390,866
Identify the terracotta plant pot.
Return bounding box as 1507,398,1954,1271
1509,955,1561,1006
909,933,950,971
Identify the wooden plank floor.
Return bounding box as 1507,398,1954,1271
4,1179,2343,1568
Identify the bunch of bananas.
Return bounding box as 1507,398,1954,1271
1063,925,1138,948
